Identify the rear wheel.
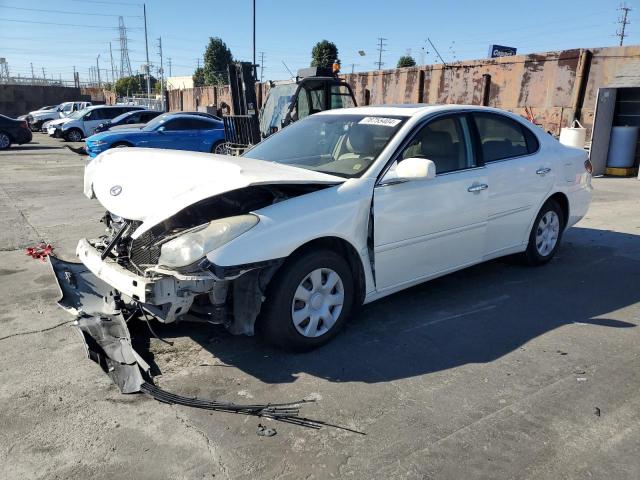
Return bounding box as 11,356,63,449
212,140,228,154
260,250,354,351
522,199,564,265
0,132,11,150
64,128,83,142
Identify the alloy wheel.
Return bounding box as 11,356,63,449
291,268,345,338
67,130,82,142
0,133,10,149
535,211,560,256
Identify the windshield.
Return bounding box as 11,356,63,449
68,108,89,120
142,113,170,131
259,83,297,138
244,114,406,178
111,111,137,124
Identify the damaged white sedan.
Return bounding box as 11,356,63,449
57,105,592,356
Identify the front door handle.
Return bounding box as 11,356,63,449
467,183,489,193
536,167,552,176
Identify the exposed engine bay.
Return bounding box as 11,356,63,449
87,183,331,334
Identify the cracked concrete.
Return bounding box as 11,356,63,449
1,135,639,479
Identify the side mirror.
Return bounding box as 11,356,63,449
395,157,436,180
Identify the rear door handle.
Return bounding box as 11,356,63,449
536,167,552,175
467,183,489,193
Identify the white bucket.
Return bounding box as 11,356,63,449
559,120,587,149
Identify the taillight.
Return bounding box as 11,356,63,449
584,159,593,174
20,121,29,129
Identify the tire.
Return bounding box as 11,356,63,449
212,140,228,154
0,131,11,150
522,199,564,266
260,249,355,351
64,128,83,142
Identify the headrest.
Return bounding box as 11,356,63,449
346,126,374,155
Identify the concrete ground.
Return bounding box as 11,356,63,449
0,134,639,480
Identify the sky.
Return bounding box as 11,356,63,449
0,0,637,84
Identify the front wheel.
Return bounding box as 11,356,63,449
64,128,83,142
522,199,564,266
259,250,355,351
212,140,228,154
0,131,11,150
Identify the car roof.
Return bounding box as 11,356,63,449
313,104,516,118
86,104,144,111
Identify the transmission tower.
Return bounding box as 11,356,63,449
118,16,132,78
616,4,632,46
0,58,9,81
376,37,387,70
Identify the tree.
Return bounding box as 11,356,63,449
397,55,416,68
192,67,205,87
202,37,233,85
114,74,157,96
311,40,339,68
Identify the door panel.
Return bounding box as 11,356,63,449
484,156,554,255
374,169,488,291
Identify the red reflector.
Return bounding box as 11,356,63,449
584,159,593,174
20,121,29,129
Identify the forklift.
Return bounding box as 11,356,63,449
220,62,357,154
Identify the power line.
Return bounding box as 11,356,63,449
0,5,141,18
0,18,142,29
617,3,632,46
376,37,387,70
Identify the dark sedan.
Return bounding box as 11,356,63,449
0,114,33,149
93,109,163,133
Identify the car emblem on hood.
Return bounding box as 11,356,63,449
110,185,123,196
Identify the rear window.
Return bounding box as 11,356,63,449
473,113,539,162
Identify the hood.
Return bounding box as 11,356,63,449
88,128,142,142
48,117,70,127
86,148,345,237
31,110,60,119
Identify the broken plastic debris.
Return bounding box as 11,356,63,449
257,424,277,437
576,377,588,382
25,243,54,262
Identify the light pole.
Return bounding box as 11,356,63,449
96,54,102,87
252,0,257,80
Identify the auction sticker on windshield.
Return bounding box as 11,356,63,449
358,117,402,127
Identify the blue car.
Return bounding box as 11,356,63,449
85,113,225,158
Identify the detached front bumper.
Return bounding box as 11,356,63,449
75,238,217,322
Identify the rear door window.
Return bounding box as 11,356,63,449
473,113,538,162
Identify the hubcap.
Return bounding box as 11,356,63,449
291,268,344,338
535,211,560,256
0,133,9,148
68,130,81,142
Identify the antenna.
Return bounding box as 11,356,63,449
427,38,448,67
281,60,295,79
616,3,632,46
376,37,387,70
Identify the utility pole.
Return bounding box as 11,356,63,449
143,3,151,96
30,62,35,83
252,0,257,80
197,58,200,70
376,37,387,70
109,42,116,82
259,51,265,82
617,4,632,46
167,57,172,77
42,67,46,84
157,37,164,108
96,54,102,87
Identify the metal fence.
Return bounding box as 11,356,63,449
116,95,165,111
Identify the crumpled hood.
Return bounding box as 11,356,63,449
86,148,344,237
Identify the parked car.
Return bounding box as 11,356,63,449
27,101,92,131
47,105,145,142
84,112,224,157
65,104,593,354
0,114,33,149
18,104,58,121
93,109,163,133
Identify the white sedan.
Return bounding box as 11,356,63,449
68,105,592,352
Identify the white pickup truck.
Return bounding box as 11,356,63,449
26,101,92,131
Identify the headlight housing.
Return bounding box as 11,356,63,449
158,214,259,268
